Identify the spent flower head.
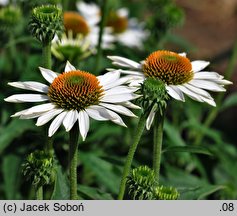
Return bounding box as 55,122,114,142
108,50,232,129
5,62,140,140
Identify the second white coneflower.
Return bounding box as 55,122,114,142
108,50,232,129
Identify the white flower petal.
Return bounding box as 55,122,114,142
78,111,90,141
100,102,137,117
201,97,216,106
178,52,187,57
86,105,126,127
103,76,139,90
193,72,232,85
128,79,144,87
213,79,233,85
11,104,55,118
48,111,67,137
36,108,63,126
97,70,120,87
76,1,100,25
166,85,185,101
101,93,139,103
146,107,156,130
8,81,48,93
86,106,108,121
189,79,226,92
107,56,141,69
103,109,127,127
191,61,210,72
104,86,138,96
19,113,44,119
117,8,129,17
4,94,49,103
65,61,76,72
181,84,216,106
193,72,223,80
177,85,204,103
119,101,141,109
39,67,58,83
63,110,78,132
11,108,33,117
109,69,143,76
183,83,212,99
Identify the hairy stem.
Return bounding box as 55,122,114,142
69,124,79,200
118,114,146,200
42,42,52,69
35,186,43,200
153,112,165,182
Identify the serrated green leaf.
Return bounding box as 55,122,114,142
51,165,70,200
3,154,22,199
78,185,113,200
163,146,213,156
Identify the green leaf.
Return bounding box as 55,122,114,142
179,185,226,200
3,154,22,199
221,93,237,111
78,185,113,200
0,119,35,153
163,146,213,156
164,121,186,146
51,165,70,200
163,165,207,187
182,120,223,144
80,152,120,194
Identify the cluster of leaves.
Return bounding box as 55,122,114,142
0,0,237,200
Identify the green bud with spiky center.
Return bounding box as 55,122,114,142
29,4,64,45
126,166,157,200
22,150,55,188
0,6,22,31
137,77,169,117
153,185,180,200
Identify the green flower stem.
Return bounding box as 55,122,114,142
194,40,237,145
69,124,80,200
35,186,43,200
42,42,52,69
153,112,165,182
42,42,54,157
94,0,108,72
118,113,147,200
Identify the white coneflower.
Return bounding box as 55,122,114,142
108,50,232,129
63,11,114,49
77,2,148,48
5,62,140,140
51,30,92,61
